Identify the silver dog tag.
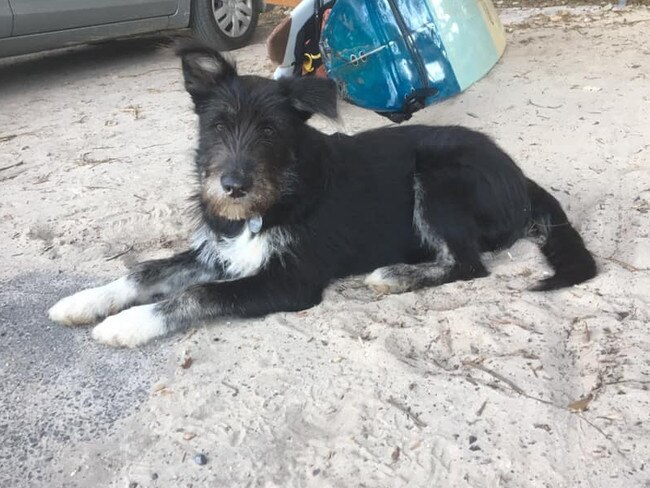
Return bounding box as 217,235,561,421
248,214,263,234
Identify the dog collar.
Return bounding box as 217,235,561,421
247,214,263,234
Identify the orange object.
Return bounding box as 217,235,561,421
266,0,302,6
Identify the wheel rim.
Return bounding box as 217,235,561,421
212,0,254,38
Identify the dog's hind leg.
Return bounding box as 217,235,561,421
365,261,454,295
366,176,488,295
49,250,219,326
365,240,486,295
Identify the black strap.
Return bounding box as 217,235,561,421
376,87,439,123
383,1,439,119
385,0,430,93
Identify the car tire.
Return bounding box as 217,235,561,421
191,0,260,51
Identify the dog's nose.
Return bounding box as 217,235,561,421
220,173,252,198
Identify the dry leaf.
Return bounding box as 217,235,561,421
410,440,422,450
180,356,193,369
391,446,401,462
568,394,593,412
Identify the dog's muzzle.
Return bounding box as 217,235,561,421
220,172,252,199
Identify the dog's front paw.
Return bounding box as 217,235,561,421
49,288,111,326
49,277,137,326
91,304,165,348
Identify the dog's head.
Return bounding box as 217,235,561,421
178,42,338,222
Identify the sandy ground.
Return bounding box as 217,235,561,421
1,4,649,488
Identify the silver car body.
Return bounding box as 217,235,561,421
0,0,263,58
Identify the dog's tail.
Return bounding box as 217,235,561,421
526,178,597,291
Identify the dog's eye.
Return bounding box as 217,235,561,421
215,123,224,132
263,127,275,136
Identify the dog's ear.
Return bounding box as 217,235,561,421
284,77,338,120
176,40,237,108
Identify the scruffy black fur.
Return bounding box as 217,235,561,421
49,42,597,347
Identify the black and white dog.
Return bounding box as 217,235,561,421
49,43,597,347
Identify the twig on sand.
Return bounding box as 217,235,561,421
105,244,134,261
0,131,38,143
221,380,239,397
527,99,563,109
0,161,24,172
0,169,28,182
85,185,117,191
141,143,171,150
578,414,632,465
387,397,428,428
471,362,525,395
595,253,646,272
0,134,17,143
120,105,144,120
117,67,181,79
75,152,120,167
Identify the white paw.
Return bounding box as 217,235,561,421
91,304,165,348
365,268,404,295
49,277,137,326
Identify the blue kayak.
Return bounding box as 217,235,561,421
320,0,506,121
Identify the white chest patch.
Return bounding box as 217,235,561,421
192,224,293,279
